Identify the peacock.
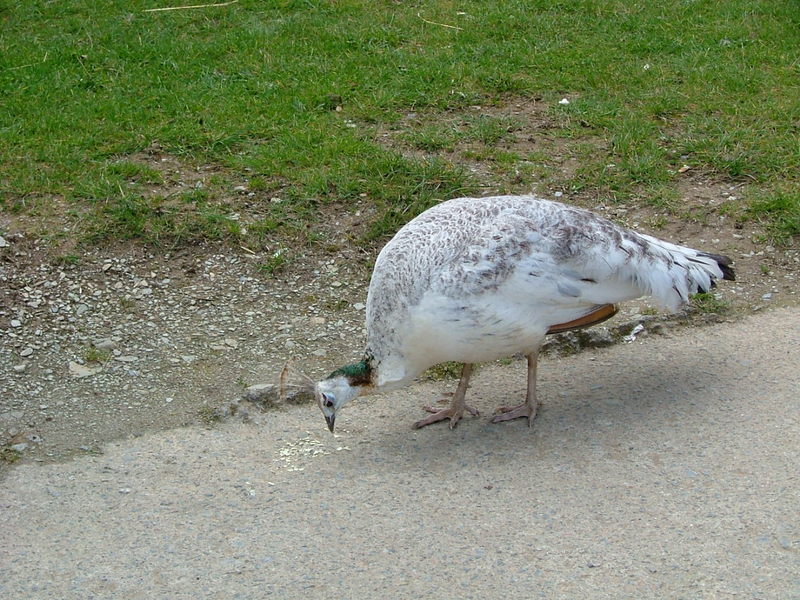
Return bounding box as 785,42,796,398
283,195,735,433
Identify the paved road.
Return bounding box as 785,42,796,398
2,308,798,599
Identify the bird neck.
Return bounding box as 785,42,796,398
326,358,374,391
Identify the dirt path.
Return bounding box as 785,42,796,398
1,307,797,599
2,219,797,469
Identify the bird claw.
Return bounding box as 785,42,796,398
491,402,540,426
413,403,479,429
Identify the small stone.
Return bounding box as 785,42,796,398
20,347,34,357
243,383,279,406
223,338,239,349
118,488,132,494
93,338,117,351
114,355,138,362
75,304,89,316
312,349,327,357
10,319,22,328
284,387,314,404
587,329,614,346
0,410,25,424
10,443,28,452
181,355,197,363
353,303,365,311
12,364,27,373
233,185,248,192
0,235,9,247
558,97,570,105
165,397,173,403
553,191,563,198
69,361,102,378
762,293,772,300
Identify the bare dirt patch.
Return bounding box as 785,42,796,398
378,99,607,196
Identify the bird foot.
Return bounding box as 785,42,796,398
490,402,539,426
412,402,479,430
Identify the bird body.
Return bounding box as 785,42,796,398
313,195,734,432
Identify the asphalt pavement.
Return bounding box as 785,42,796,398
1,308,798,599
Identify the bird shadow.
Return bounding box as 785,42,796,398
332,343,733,475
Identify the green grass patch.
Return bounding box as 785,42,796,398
745,190,800,245
1,1,798,246
423,361,464,381
258,246,291,277
0,447,22,464
83,346,111,364
692,292,731,314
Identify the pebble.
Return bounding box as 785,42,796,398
68,361,102,378
243,383,279,405
75,304,89,316
10,443,28,452
762,293,772,300
20,347,34,357
12,364,27,373
114,355,138,362
0,235,9,247
94,338,117,351
11,319,22,328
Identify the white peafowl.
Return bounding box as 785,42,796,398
283,195,735,433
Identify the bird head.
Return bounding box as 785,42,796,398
315,360,374,433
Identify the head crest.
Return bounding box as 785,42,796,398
279,361,315,402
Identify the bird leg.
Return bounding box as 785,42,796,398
491,350,541,427
412,363,479,429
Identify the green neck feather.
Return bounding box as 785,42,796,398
327,359,372,386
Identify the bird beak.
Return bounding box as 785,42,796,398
325,414,335,433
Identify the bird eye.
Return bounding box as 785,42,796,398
322,393,334,408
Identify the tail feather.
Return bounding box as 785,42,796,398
634,234,735,312
699,252,736,281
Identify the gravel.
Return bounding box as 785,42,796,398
0,236,369,464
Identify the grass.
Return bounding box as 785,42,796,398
745,189,800,245
197,405,222,427
1,1,798,246
258,246,290,277
83,346,111,364
691,292,731,314
0,446,22,464
423,361,464,381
